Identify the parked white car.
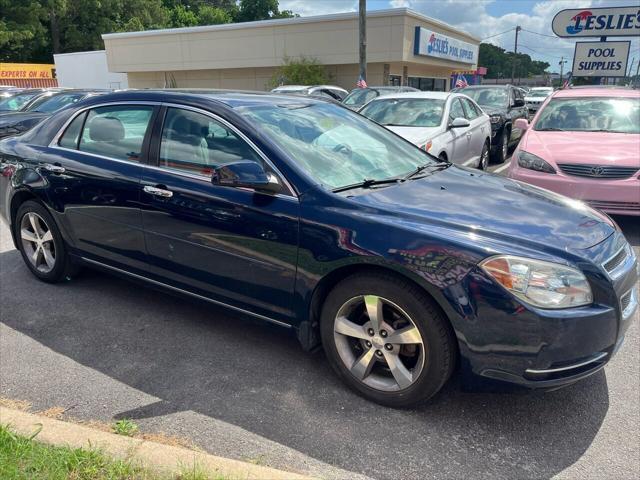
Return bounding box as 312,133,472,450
524,87,554,113
271,85,349,101
358,91,492,169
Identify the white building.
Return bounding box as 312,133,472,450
53,50,128,89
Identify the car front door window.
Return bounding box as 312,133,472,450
159,107,263,177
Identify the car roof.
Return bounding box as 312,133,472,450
365,91,451,100
552,87,639,98
76,89,331,109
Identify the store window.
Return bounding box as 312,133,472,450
407,77,447,92
389,75,402,87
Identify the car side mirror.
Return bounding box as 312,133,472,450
211,160,281,194
449,117,471,129
514,118,529,131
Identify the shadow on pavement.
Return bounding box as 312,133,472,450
1,247,611,480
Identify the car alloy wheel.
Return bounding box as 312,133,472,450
479,142,489,170
333,295,425,391
20,212,56,273
502,131,509,160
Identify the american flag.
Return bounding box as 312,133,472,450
562,72,572,89
356,75,368,88
454,74,468,88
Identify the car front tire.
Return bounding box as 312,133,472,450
492,129,509,163
15,200,78,283
320,272,456,407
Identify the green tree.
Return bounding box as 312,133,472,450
479,43,549,80
197,5,232,25
235,0,295,22
270,56,329,87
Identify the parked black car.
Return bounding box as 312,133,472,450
342,86,419,110
0,89,54,113
456,85,528,163
0,90,106,140
0,90,636,407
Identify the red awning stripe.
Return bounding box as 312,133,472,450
0,78,58,88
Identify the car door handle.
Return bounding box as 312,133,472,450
43,163,65,174
143,185,173,198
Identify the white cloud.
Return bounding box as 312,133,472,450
279,0,356,16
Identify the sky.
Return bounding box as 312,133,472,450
278,0,640,74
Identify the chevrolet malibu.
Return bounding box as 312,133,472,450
0,90,637,407
508,87,640,216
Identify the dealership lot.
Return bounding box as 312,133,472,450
0,181,637,479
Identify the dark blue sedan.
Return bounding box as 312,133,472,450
0,90,637,407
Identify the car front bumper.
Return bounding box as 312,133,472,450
455,239,638,390
507,162,640,216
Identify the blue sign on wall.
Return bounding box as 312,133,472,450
414,27,478,64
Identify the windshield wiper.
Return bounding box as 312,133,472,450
403,161,450,180
332,178,400,193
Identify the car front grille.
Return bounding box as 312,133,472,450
620,288,638,320
604,246,629,273
558,163,639,179
587,200,640,212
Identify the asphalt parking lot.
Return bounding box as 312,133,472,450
0,170,638,479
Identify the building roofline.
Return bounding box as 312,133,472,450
101,8,480,43
53,50,106,58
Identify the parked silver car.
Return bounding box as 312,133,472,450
271,85,349,101
525,87,554,113
359,91,492,169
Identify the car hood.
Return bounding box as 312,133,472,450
478,105,506,116
521,130,640,168
352,166,614,251
386,126,441,146
0,111,49,126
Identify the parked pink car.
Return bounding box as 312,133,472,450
508,87,639,216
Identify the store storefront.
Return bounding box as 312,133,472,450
102,8,480,92
0,63,58,88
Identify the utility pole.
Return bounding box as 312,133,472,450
511,25,521,84
559,56,567,86
359,0,367,84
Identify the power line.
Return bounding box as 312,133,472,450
519,44,567,61
482,28,516,40
520,28,558,39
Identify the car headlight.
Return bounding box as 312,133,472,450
489,115,502,124
517,150,556,173
420,140,432,152
480,255,592,309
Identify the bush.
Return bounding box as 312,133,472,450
270,56,329,88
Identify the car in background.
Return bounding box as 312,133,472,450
456,85,528,163
359,91,491,169
525,87,554,114
342,86,419,110
0,89,55,113
270,85,349,101
0,90,106,139
508,87,639,216
1,89,637,407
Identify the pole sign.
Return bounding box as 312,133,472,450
552,6,640,37
572,41,630,77
414,27,478,64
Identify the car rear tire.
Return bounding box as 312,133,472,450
15,200,78,283
478,141,490,170
320,272,456,407
492,129,509,164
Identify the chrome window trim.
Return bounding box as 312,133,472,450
80,256,292,329
48,100,299,200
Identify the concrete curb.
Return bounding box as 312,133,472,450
0,406,315,479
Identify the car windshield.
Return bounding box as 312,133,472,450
360,98,445,127
237,101,435,190
0,92,40,111
534,97,640,134
462,88,508,108
343,89,379,106
528,89,553,98
28,93,85,113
